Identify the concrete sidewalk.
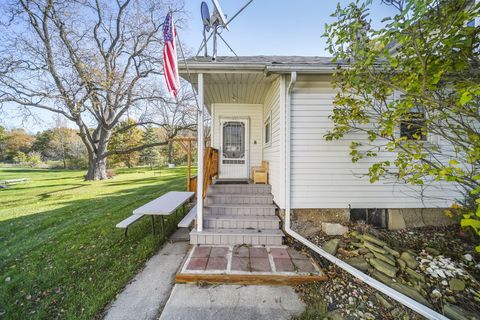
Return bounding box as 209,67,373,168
103,228,306,320
103,231,190,320
159,284,305,320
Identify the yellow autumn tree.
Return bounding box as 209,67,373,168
108,119,143,168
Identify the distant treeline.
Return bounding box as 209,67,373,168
0,121,194,169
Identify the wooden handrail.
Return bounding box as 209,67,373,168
189,147,219,198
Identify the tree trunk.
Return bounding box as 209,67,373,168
168,141,174,164
85,129,110,180
86,156,107,180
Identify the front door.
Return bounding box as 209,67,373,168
219,119,249,179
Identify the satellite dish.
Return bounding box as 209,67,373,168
201,2,211,32
211,0,229,31
197,0,254,61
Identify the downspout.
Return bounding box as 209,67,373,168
283,72,448,320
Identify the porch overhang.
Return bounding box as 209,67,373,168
178,56,341,107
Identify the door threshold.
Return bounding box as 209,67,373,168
214,179,250,185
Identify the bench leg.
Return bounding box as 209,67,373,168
151,216,155,235
160,216,165,240
124,227,129,237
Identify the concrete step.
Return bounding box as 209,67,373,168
204,215,280,229
208,184,271,195
205,204,277,216
190,228,284,245
205,193,274,205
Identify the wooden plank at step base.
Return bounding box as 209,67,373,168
175,273,328,286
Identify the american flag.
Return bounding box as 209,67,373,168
163,12,180,98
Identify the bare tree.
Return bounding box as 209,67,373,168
149,82,197,164
0,0,193,180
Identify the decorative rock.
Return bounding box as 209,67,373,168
372,251,396,266
375,293,393,310
397,259,406,270
363,233,387,247
431,289,442,299
303,226,323,237
443,303,470,320
369,258,398,277
448,278,465,291
400,252,419,270
322,223,349,235
390,283,431,307
463,254,473,262
370,270,393,285
364,241,387,254
322,239,340,256
383,246,400,258
338,248,359,257
351,242,364,249
353,233,365,241
425,247,440,256
365,253,374,259
345,257,369,272
405,267,425,283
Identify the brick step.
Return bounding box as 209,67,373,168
204,214,280,229
189,228,283,245
208,184,271,194
205,204,277,216
205,193,274,205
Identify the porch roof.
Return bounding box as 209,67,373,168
178,56,342,75
179,56,342,106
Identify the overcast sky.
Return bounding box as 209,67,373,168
1,0,396,133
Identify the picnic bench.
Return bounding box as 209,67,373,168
178,204,197,228
0,178,30,188
116,191,194,237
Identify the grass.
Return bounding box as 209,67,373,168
0,166,194,319
292,282,329,320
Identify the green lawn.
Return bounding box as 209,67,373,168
0,166,193,319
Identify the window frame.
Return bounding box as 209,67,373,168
397,95,428,142
264,112,272,147
399,106,428,141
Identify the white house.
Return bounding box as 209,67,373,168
179,56,457,245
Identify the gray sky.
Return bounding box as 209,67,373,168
1,0,396,133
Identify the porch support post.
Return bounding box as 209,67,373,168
196,73,204,232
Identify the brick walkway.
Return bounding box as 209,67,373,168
179,245,323,276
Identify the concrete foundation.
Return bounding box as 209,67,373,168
293,208,350,225
388,208,454,230
290,207,454,231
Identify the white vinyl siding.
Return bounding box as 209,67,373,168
290,75,455,209
262,78,284,207
212,104,263,173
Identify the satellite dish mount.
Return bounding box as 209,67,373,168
198,0,253,61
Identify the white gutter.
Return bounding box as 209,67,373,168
178,63,340,75
283,72,448,320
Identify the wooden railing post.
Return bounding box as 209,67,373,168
188,147,219,202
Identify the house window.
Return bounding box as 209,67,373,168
264,116,271,145
400,106,427,141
